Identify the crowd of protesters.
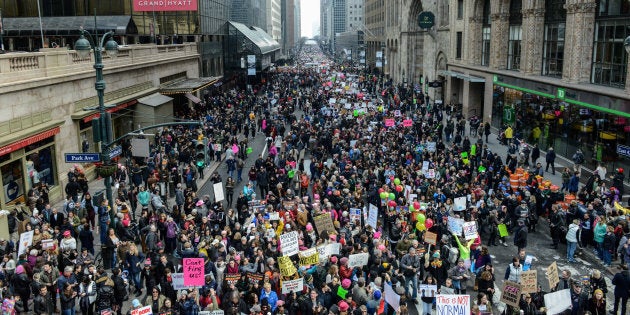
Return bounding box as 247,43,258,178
1,45,630,315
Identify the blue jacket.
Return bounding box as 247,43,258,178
568,174,580,192
260,289,279,311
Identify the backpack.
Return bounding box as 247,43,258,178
166,222,178,239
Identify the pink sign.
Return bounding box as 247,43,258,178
133,0,198,12
183,258,204,286
385,119,395,127
403,119,413,127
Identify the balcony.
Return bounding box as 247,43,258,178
0,43,199,86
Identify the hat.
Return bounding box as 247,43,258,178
340,257,348,265
212,239,220,246
338,301,349,312
330,256,338,264
196,200,204,207
276,300,285,307
63,230,71,237
181,290,188,296
132,299,141,308
15,265,24,275
342,278,351,289
373,289,382,300
144,258,151,265
306,223,313,232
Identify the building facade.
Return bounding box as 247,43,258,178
267,0,283,45
364,0,385,71
229,0,267,31
282,0,301,58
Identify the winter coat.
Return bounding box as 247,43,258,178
95,285,116,311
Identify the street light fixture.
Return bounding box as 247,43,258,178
74,28,118,212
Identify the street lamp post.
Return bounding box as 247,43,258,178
74,29,118,210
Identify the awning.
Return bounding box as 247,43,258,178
2,16,137,37
438,70,486,83
0,122,63,156
138,93,174,107
228,21,281,55
185,93,202,104
160,76,222,95
81,100,138,123
71,86,158,122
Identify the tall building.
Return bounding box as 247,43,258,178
282,0,301,58
229,0,267,30
345,0,364,31
267,0,282,44
320,0,333,51
332,0,347,54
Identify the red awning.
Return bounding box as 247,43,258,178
82,99,138,123
0,126,60,156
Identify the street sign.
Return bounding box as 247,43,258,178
417,11,435,29
64,153,100,163
617,144,630,158
428,81,443,88
109,145,122,159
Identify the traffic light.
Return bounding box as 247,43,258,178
195,139,207,167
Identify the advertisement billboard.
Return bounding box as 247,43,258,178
133,0,198,12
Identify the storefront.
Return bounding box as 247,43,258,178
0,119,63,207
492,74,630,173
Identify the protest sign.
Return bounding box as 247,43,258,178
246,272,264,285
394,110,401,117
171,273,185,290
419,284,437,297
313,214,335,234
100,310,113,315
328,242,341,255
436,295,470,314
278,256,297,276
403,119,413,127
349,208,362,225
213,182,224,202
280,231,299,256
385,118,395,127
210,311,224,315
498,224,509,237
500,281,522,308
367,204,378,229
299,248,320,266
268,212,279,221
282,278,304,294
183,258,205,286
384,283,400,311
453,197,467,211
426,142,436,152
520,270,538,294
18,230,33,257
337,286,349,299
41,238,55,250
283,200,295,210
224,275,240,286
447,217,464,235
424,232,437,246
426,169,435,178
347,253,370,268
131,305,152,315
544,289,571,315
462,221,478,240
546,261,559,290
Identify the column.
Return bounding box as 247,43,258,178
467,16,483,66
521,7,546,75
563,0,597,84
489,13,509,70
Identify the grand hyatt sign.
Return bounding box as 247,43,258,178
133,0,198,11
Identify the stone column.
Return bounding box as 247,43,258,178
467,16,483,66
563,0,597,84
521,7,546,75
489,13,509,70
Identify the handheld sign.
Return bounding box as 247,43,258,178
183,258,204,286
500,281,522,308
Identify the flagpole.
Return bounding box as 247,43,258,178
36,0,45,49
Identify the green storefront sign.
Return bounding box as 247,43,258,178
417,12,435,29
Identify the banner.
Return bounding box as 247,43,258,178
546,261,559,289
278,256,297,277
347,253,370,268
424,232,437,246
281,278,304,294
247,55,256,76
520,270,537,294
543,289,571,315
453,197,467,211
280,231,299,256
171,273,185,290
500,281,522,308
367,204,378,229
447,217,464,235
299,248,320,266
246,272,264,285
224,274,240,286
313,214,335,234
183,258,204,286
133,0,198,11
462,221,477,240
17,230,34,257
384,283,400,311
130,305,152,315
436,294,470,314
213,182,224,202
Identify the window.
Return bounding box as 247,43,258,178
481,27,491,66
542,24,565,77
507,25,522,70
456,32,463,59
509,0,523,24
439,1,449,26
598,0,630,16
591,20,629,88
457,0,464,19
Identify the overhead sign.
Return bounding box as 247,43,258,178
617,144,630,158
109,145,122,159
65,153,100,163
417,11,436,29
133,0,198,11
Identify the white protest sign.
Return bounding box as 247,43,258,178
268,212,280,221
130,305,153,315
171,273,185,290
384,283,400,311
447,217,465,235
436,294,471,314
454,196,467,211
544,289,571,315
426,142,436,152
281,278,304,294
347,253,370,268
462,221,478,240
328,242,341,256
280,231,299,256
213,182,224,202
426,169,435,179
18,230,34,257
367,204,378,229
